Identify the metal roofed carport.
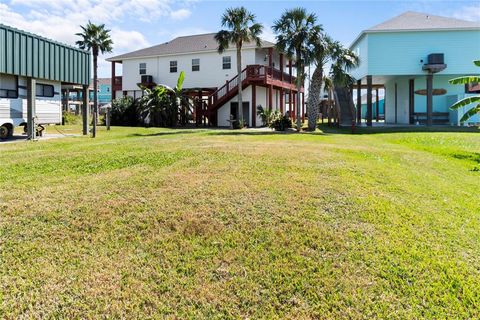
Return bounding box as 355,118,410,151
0,24,91,139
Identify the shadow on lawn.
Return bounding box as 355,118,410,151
318,124,480,135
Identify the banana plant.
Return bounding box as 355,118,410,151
137,71,193,127
449,60,480,123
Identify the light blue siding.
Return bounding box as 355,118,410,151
367,30,480,76
350,35,369,80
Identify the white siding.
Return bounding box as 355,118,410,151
121,48,258,91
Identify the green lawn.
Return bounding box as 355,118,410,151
1,125,479,319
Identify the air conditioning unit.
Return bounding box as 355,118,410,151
427,53,444,65
141,75,153,83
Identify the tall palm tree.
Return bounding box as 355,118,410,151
215,7,263,125
307,38,359,130
306,34,332,131
76,21,113,138
273,8,321,131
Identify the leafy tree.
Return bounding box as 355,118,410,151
449,60,480,124
76,21,113,137
273,8,321,131
215,7,263,125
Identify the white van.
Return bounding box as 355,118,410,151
0,74,62,139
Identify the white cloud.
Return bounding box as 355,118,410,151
451,5,480,22
170,8,192,20
0,0,197,77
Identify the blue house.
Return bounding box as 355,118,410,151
349,11,480,126
89,78,111,106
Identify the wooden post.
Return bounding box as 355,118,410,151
82,85,89,135
375,88,379,122
268,85,273,111
280,88,284,114
106,106,111,130
26,77,36,140
292,91,296,122
301,92,305,122
366,75,373,126
252,84,256,127
356,80,361,124
280,54,284,82
111,61,116,101
268,48,273,76
426,74,433,126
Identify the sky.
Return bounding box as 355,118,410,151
1,0,479,77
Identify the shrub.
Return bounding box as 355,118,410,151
62,112,81,125
256,105,275,127
270,111,292,131
109,96,140,126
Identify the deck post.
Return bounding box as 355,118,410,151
375,88,379,122
289,90,292,118
356,79,361,124
301,92,305,122
82,85,89,135
26,77,36,140
268,85,273,111
111,61,116,101
280,88,284,114
292,91,296,122
280,54,284,82
366,75,373,126
426,74,433,126
252,84,256,127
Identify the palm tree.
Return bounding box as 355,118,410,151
273,8,321,131
215,7,263,125
307,38,359,130
306,34,332,131
449,60,480,124
76,21,113,138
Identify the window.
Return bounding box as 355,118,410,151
139,63,147,75
223,56,231,70
192,58,200,72
36,84,54,97
170,60,177,73
0,89,18,98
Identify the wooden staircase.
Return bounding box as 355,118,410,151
199,65,298,126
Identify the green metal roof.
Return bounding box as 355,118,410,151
0,24,91,86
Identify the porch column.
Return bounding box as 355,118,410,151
289,90,292,118
280,88,284,114
375,88,379,122
292,91,296,122
252,84,256,127
289,60,292,84
268,47,273,76
111,61,116,101
268,85,273,110
356,79,361,124
280,54,284,81
366,75,373,126
82,85,89,135
301,92,305,122
26,77,36,140
426,74,433,126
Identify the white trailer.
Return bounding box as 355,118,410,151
0,73,61,139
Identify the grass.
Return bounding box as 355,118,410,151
0,125,479,319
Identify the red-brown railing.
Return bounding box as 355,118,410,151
209,64,296,108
